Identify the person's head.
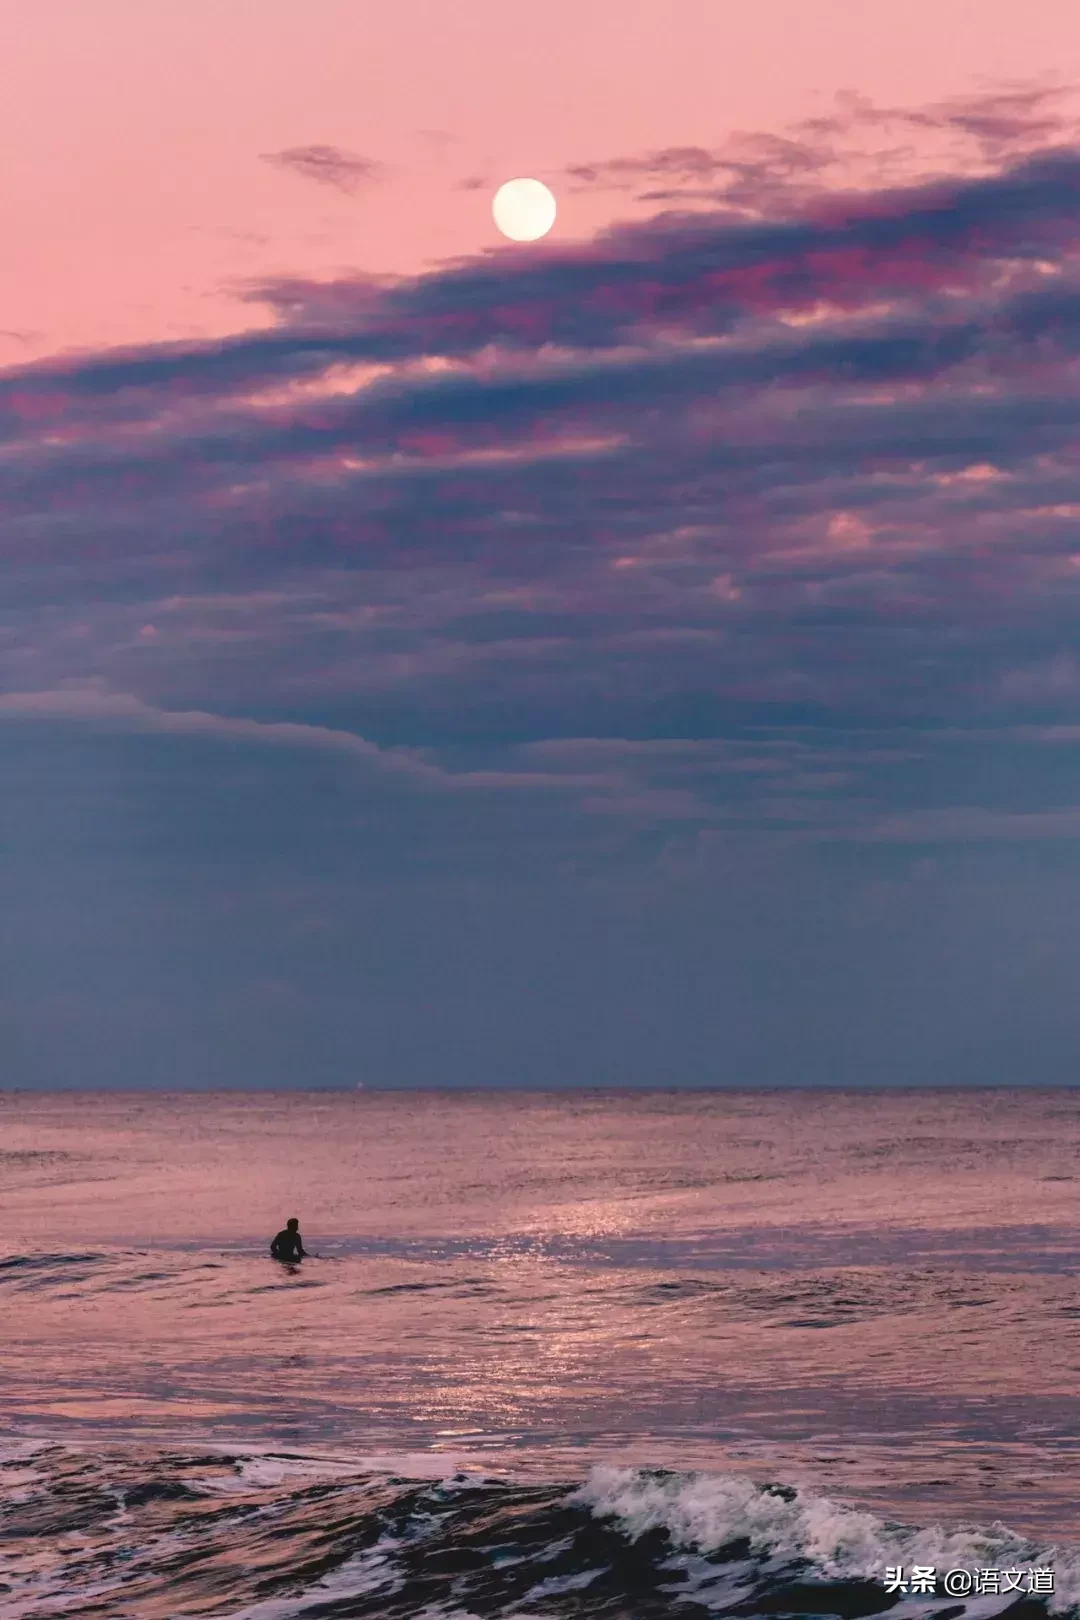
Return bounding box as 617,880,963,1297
286,1217,299,1231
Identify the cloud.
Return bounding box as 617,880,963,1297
2,143,1080,454
0,682,435,777
566,85,1080,210
999,651,1080,701
0,681,727,822
259,144,384,195
566,132,832,203
856,806,1080,842
804,82,1079,160
5,88,1080,852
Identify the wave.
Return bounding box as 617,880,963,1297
0,1446,1076,1617
579,1468,1080,1607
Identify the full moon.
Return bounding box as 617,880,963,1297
492,178,557,242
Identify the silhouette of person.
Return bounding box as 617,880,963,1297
270,1217,307,1263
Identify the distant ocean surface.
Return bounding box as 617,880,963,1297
1,1088,1079,1617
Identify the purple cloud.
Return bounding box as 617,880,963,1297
5,93,1080,852
260,144,384,195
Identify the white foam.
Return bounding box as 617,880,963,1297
213,1533,407,1619
574,1467,1080,1613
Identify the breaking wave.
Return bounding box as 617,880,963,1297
1,1445,1077,1618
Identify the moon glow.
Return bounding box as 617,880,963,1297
492,178,557,242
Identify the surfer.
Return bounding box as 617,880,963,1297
270,1217,307,1263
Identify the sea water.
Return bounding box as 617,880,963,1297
0,1087,1077,1616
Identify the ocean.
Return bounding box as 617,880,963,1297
0,1087,1078,1617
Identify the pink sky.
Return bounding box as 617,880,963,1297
2,0,1078,365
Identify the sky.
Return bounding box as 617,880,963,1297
4,1,1080,1088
